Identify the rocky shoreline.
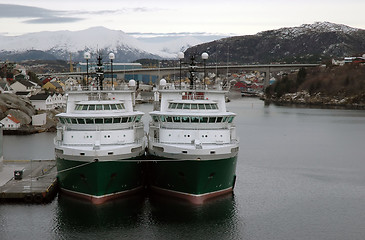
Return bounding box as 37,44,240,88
263,91,365,110
0,93,60,135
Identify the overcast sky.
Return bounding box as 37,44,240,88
0,0,364,37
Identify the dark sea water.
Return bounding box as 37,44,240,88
1,97,365,240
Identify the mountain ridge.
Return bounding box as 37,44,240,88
1,22,364,64
0,26,211,62
185,22,365,64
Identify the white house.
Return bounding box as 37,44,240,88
0,79,12,93
0,114,21,130
10,80,37,93
51,93,65,108
29,93,53,110
32,113,47,126
64,77,79,90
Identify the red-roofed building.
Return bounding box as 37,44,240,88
233,81,247,89
0,114,21,130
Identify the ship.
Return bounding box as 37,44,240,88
55,55,146,204
147,53,239,204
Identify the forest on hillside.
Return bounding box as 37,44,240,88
266,64,365,99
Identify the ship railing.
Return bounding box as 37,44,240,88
66,85,137,92
54,138,145,147
149,137,238,145
157,83,230,91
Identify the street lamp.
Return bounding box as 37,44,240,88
201,52,209,86
109,52,115,88
177,52,184,88
84,52,91,86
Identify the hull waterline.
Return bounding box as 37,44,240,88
147,156,237,204
56,157,146,204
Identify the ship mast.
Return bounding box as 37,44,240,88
95,55,104,91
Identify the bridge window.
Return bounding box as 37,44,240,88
77,118,85,124
191,104,198,109
113,117,121,123
181,117,189,123
85,118,94,124
95,118,103,124
191,116,199,123
96,104,103,110
104,104,111,110
173,116,181,122
89,105,95,110
75,105,83,110
209,117,216,123
183,103,190,109
104,118,113,124
168,103,178,109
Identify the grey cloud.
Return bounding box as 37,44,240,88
0,4,64,18
24,17,83,24
0,4,83,24
76,7,150,15
0,4,152,24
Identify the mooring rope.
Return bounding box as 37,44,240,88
36,161,94,179
35,156,232,179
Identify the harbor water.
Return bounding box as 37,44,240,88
1,97,365,240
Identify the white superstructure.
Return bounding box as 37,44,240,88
148,82,239,160
55,83,146,161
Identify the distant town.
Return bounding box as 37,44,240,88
1,53,365,132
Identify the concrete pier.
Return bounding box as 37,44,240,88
0,160,58,203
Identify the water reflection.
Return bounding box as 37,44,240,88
54,194,146,238
53,192,243,239
146,193,242,239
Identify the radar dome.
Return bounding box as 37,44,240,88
129,79,136,87
160,78,167,86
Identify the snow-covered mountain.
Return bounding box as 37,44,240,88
0,27,214,62
186,22,365,64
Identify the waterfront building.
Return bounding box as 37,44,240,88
0,114,21,130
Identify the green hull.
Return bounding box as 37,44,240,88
56,158,145,203
148,156,237,202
